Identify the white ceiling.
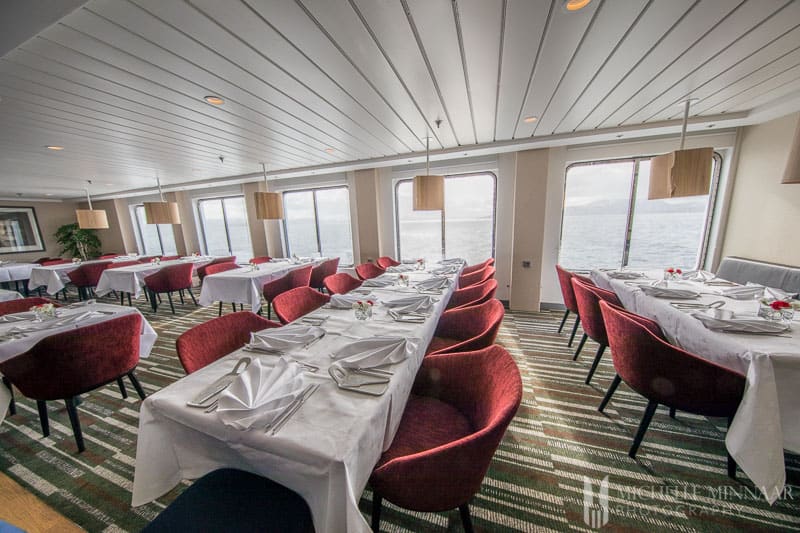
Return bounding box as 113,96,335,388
1,0,799,199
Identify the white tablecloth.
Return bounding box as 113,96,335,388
95,258,213,299
133,268,459,532
591,269,800,503
0,263,36,284
28,263,79,294
198,259,325,313
0,289,22,302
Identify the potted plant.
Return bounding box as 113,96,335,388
54,223,102,261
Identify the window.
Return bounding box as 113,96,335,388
132,205,178,256
282,186,354,265
558,155,721,270
395,173,496,265
197,196,253,261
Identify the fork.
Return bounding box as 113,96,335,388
266,384,320,435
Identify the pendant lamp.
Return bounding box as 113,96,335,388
76,180,109,229
648,100,713,199
255,163,284,219
144,175,181,224
413,120,444,211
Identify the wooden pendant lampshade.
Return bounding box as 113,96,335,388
782,117,800,184
76,182,109,229
413,125,444,211
255,163,284,219
144,175,181,224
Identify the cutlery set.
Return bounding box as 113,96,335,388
265,383,320,435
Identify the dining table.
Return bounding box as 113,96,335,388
0,301,158,424
27,256,140,295
0,262,37,293
94,256,215,299
591,269,800,504
0,289,22,302
132,261,463,532
198,258,326,313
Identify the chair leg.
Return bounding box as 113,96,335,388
179,289,185,304
568,316,581,347
267,301,272,320
629,400,659,459
167,292,175,314
371,494,382,533
727,416,737,479
585,344,607,384
187,287,198,306
2,377,15,416
598,374,621,413
669,407,676,419
572,333,587,361
127,292,132,306
120,292,125,306
36,400,49,437
231,303,236,313
459,504,475,533
149,289,158,312
117,378,128,399
558,309,570,333
65,397,85,453
128,372,146,400
218,301,223,317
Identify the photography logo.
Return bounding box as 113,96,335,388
583,475,610,529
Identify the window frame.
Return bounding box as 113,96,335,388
280,185,354,267
131,204,175,256
558,152,723,270
196,195,251,257
393,171,498,261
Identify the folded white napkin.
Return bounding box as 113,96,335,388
719,285,764,300
54,311,104,326
607,271,645,280
331,336,411,368
431,265,459,275
692,313,791,334
386,264,415,273
382,295,436,314
217,358,307,430
439,258,465,265
679,270,715,281
0,312,36,323
361,278,393,287
329,293,378,309
639,285,699,299
415,276,450,291
758,284,797,300
249,325,325,353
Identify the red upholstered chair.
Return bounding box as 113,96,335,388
33,257,52,264
598,301,744,476
109,261,145,305
458,265,496,289
67,261,112,300
197,256,237,283
0,313,145,452
369,345,522,532
309,257,340,291
159,255,181,261
426,299,504,356
41,259,71,266
143,263,197,314
354,262,385,280
323,272,362,295
570,278,621,384
249,256,272,265
446,279,498,310
137,256,160,264
272,286,330,325
261,265,313,320
461,258,495,276
376,256,401,269
556,265,595,347
99,253,119,259
176,311,280,374
202,262,245,316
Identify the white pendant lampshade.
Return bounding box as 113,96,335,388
413,125,444,211
144,175,181,224
255,163,284,219
76,181,109,229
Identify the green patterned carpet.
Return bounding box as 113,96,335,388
1,294,798,532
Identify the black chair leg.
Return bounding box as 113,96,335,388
231,303,236,313
120,292,125,306
727,416,737,479
179,290,185,304
585,344,607,384
128,372,146,400
568,316,581,347
218,301,223,317
629,400,659,458
598,374,621,412
149,289,158,312
573,333,587,361
558,309,570,333
371,494,382,533
459,504,475,533
187,287,198,306
669,407,676,418
65,397,85,453
127,292,132,306
117,377,128,399
36,400,49,437
2,377,15,416
267,301,272,320
167,292,175,314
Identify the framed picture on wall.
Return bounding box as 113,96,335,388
0,207,45,254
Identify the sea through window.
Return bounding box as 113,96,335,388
132,205,178,256
282,186,354,266
197,196,253,260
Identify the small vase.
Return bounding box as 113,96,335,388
397,276,409,287
354,306,372,321
758,302,794,322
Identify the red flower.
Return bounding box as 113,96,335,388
356,300,362,305
366,300,374,306
676,268,682,274
666,268,674,273
770,300,791,310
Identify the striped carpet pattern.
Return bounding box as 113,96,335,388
0,294,798,532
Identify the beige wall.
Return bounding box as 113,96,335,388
352,169,380,264
721,112,800,266
0,199,79,261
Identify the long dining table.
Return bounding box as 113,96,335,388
591,269,800,504
132,262,463,532
27,256,141,295
0,262,37,293
94,256,215,299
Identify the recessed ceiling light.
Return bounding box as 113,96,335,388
564,0,592,12
45,145,64,151
204,95,224,105
325,148,335,154
523,116,538,123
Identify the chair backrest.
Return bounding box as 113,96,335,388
287,265,313,288
354,262,386,280
160,255,181,261
144,263,194,292
99,253,119,259
376,256,400,269
571,278,620,346
272,286,331,324
310,258,340,289
33,257,52,264
176,312,281,374
249,256,272,265
323,272,362,294
371,345,522,511
77,261,113,286
429,299,505,355
447,279,497,310
0,297,60,316
203,262,240,277
138,256,160,263
198,256,237,281
0,313,142,400
599,301,745,417
458,266,495,288
41,259,71,266
461,258,494,275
